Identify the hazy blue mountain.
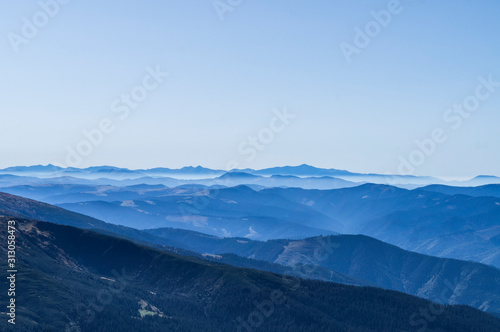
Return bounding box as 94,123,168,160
0,169,359,190
146,165,225,178
2,164,499,187
265,184,500,267
0,174,125,187
0,191,373,288
0,164,225,181
56,185,340,239
252,164,355,177
6,177,499,267
3,191,500,318
0,175,35,187
0,164,64,172
216,172,359,189
458,175,500,186
251,164,447,186
0,183,188,204
220,171,261,179
8,178,497,266
421,184,500,198
0,191,198,252
0,184,105,202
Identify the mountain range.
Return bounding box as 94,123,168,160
1,164,500,331
1,191,499,316
10,182,496,268
2,164,500,187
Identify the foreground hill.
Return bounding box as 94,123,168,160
1,217,500,331
146,228,500,315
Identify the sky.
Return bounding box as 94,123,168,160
0,0,499,178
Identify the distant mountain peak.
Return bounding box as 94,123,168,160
217,172,259,180
474,175,499,179
181,166,207,170
227,184,256,192
253,164,353,177
1,164,63,172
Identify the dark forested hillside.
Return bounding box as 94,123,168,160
2,217,500,331
146,228,500,315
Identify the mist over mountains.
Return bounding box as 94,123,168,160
1,164,500,330
2,166,499,267
2,164,499,187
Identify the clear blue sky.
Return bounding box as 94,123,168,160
1,0,499,178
